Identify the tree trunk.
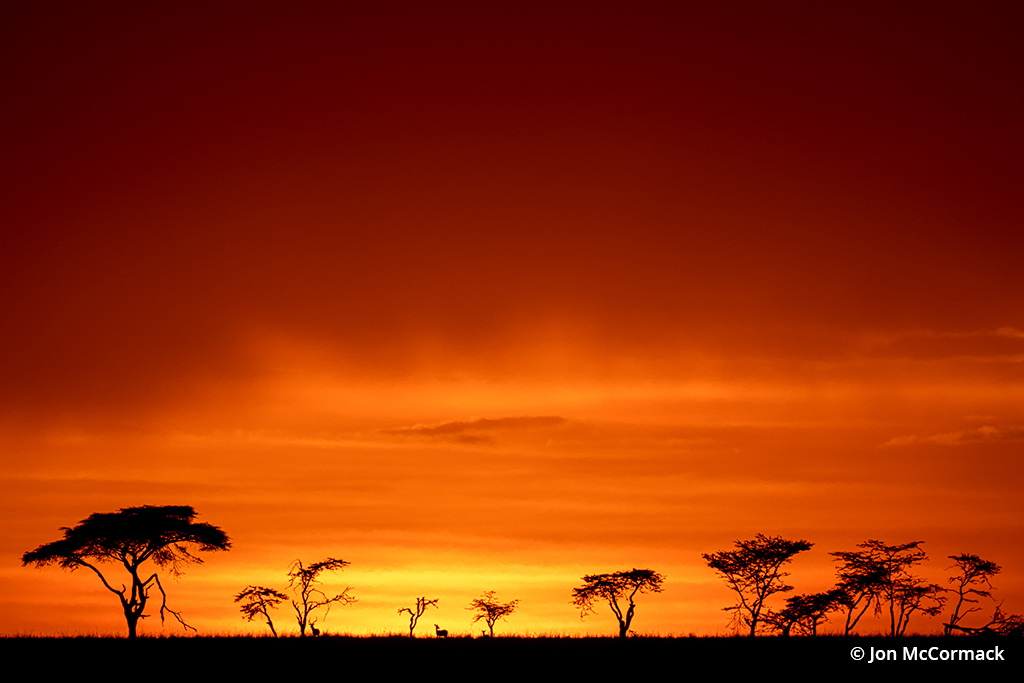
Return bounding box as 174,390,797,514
127,614,139,639
619,603,635,638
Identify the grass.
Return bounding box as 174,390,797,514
2,632,1020,672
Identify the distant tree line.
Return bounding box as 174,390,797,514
703,534,1024,637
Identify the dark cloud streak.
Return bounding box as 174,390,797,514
386,416,568,442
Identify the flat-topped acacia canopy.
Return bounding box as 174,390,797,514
23,505,230,637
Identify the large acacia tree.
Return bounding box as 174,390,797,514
703,534,812,636
22,505,230,638
571,568,665,638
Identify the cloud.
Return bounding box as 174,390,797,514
385,416,567,440
881,425,1024,447
862,328,1024,363
995,328,1024,339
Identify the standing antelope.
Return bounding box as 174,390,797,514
434,624,448,638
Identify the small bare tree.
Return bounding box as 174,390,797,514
467,591,519,637
398,596,439,637
235,585,289,637
287,558,355,636
571,568,665,638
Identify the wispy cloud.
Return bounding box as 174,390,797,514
994,328,1024,339
860,327,1024,364
881,425,1024,447
882,328,1024,340
385,416,567,443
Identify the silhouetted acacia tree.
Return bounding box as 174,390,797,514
831,546,889,635
893,579,946,636
467,591,519,637
833,540,944,636
703,534,812,636
765,589,844,636
21,505,230,638
571,568,665,638
398,596,439,637
944,554,1001,635
873,541,945,637
235,585,289,637
287,558,355,636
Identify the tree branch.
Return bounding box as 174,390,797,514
150,573,196,633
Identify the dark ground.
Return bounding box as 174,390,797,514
2,635,1020,674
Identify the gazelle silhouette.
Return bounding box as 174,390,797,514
310,624,320,637
434,624,448,638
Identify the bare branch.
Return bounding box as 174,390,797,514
149,573,196,633
398,596,440,636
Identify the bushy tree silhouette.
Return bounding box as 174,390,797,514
703,534,812,636
287,558,355,636
831,545,888,635
398,596,439,637
764,589,844,636
831,540,944,636
21,505,230,638
235,585,289,637
571,568,665,638
467,591,519,637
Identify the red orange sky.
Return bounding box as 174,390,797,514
2,1,1023,637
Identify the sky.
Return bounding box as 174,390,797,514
2,1,1023,637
